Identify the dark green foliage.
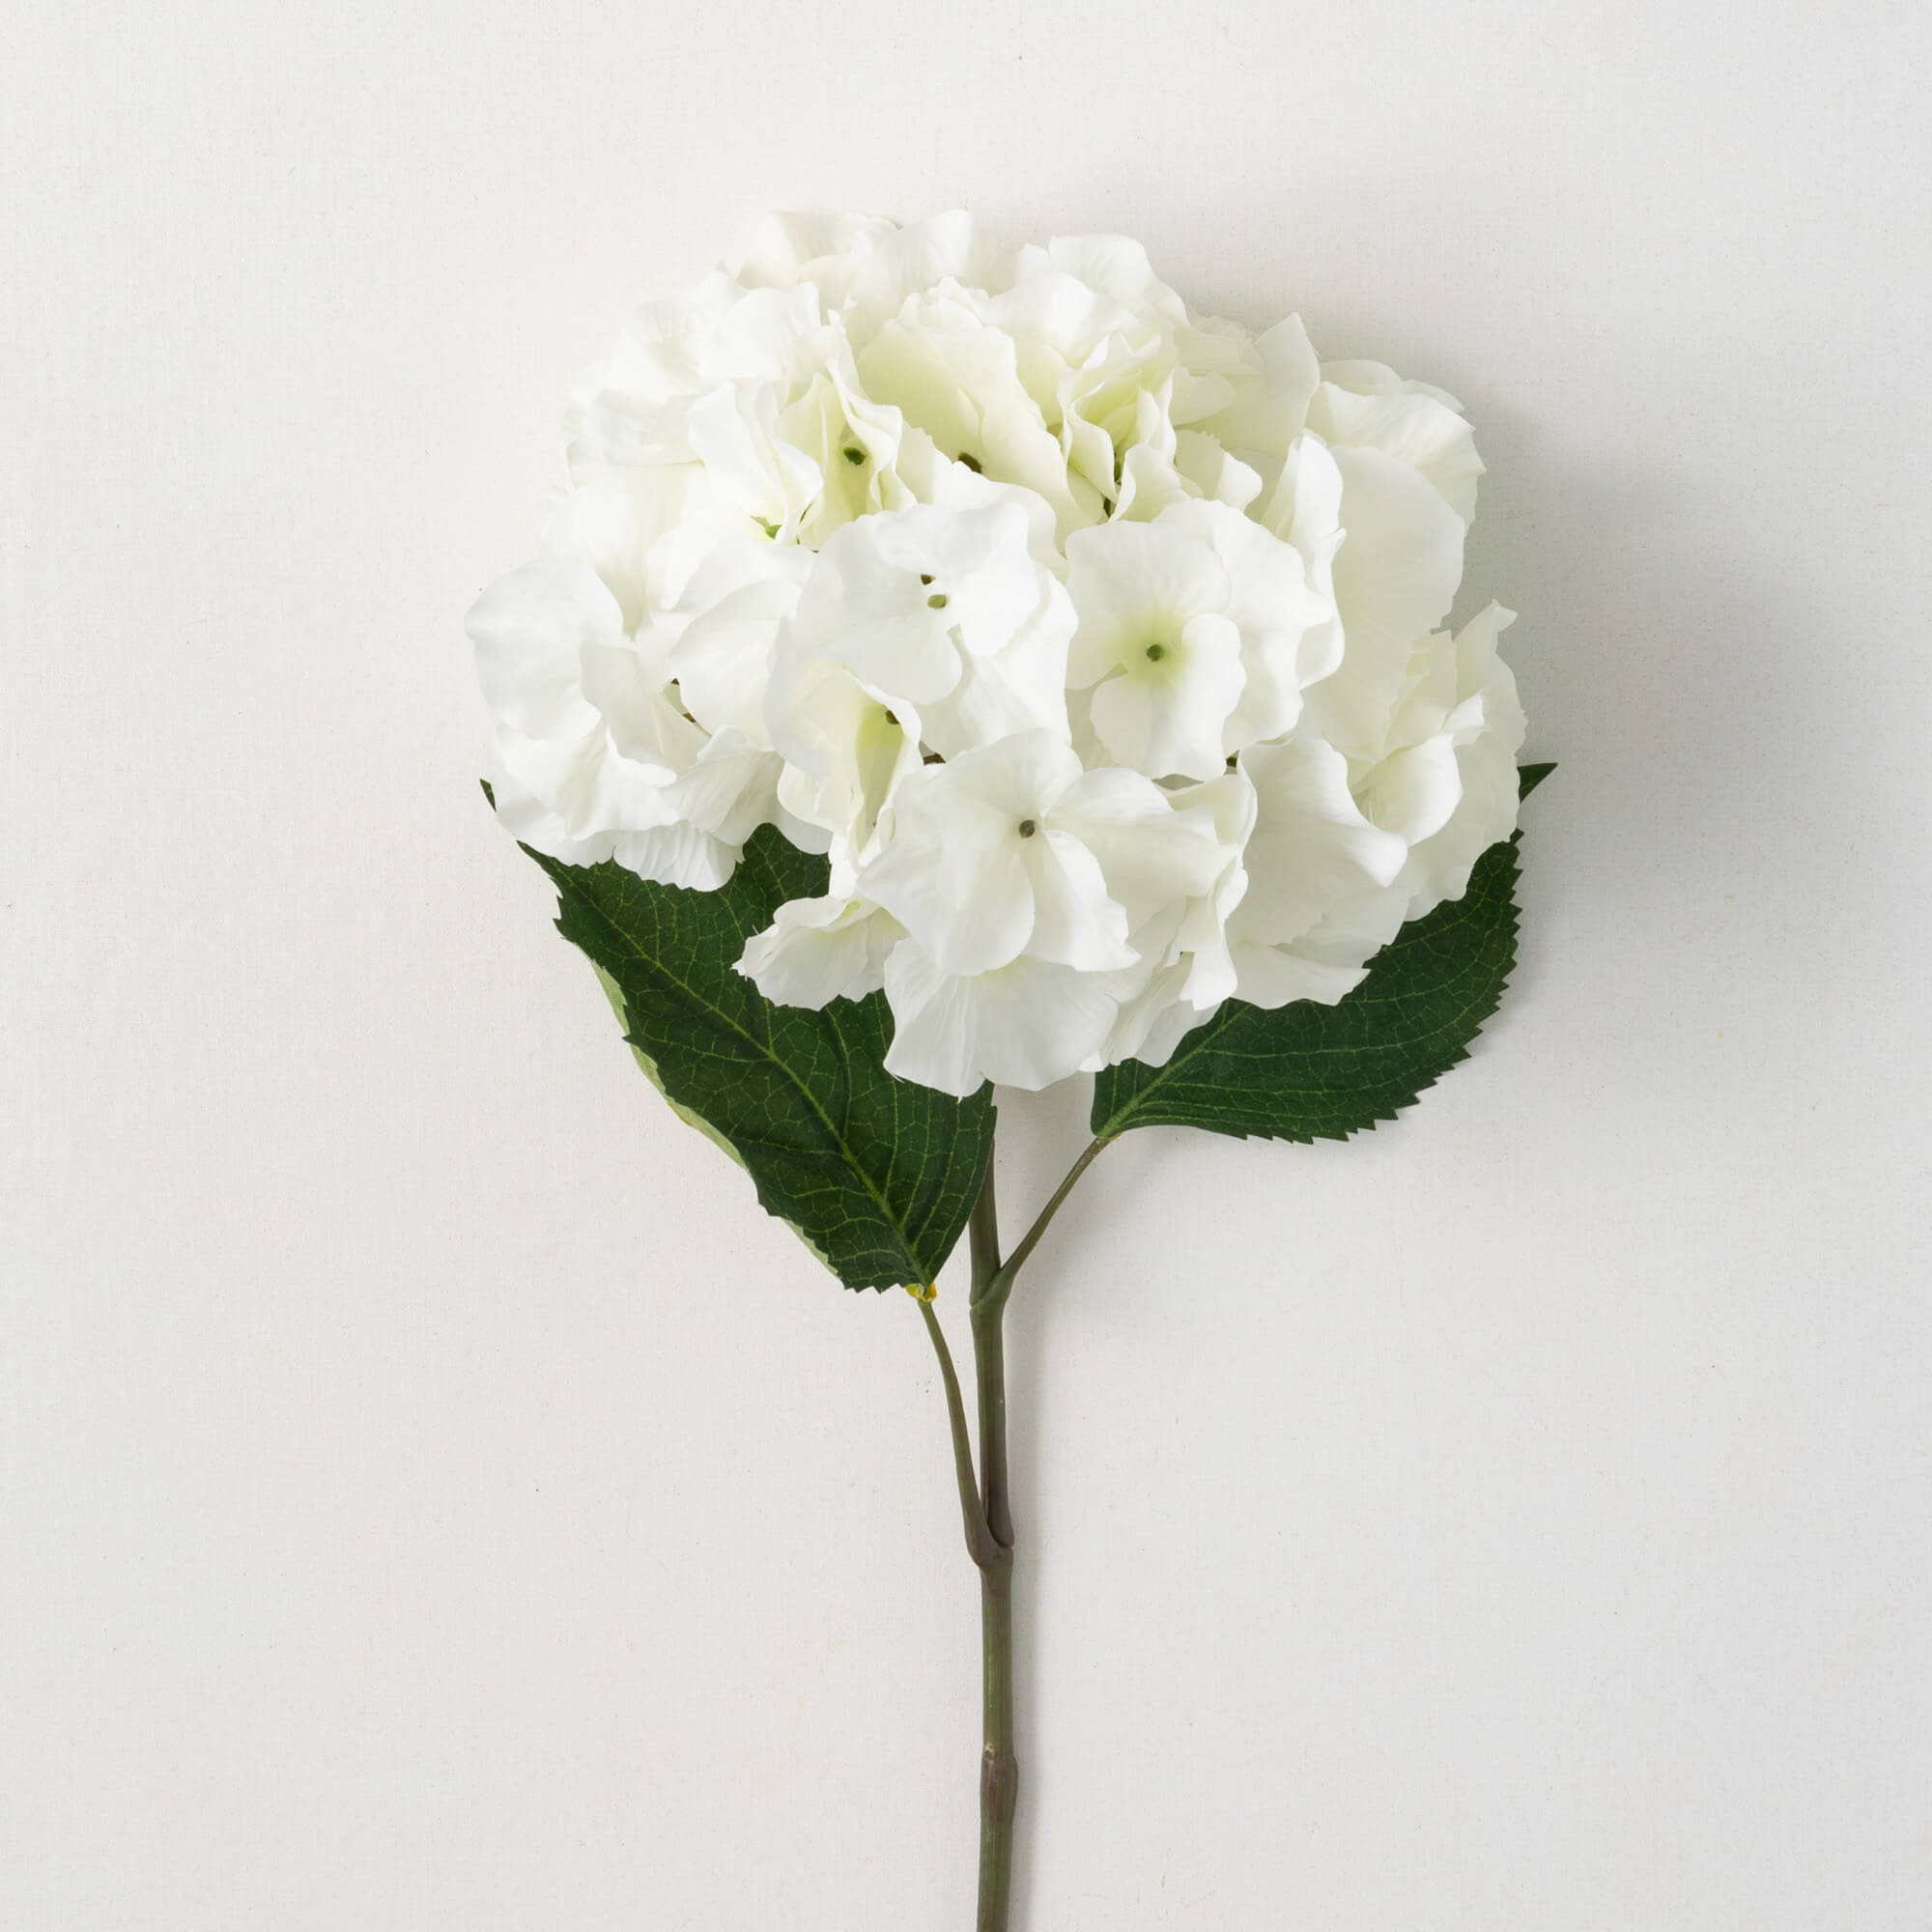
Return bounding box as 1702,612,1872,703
497,761,1548,1274
523,821,994,1293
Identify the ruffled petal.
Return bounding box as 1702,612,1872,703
1020,830,1135,970
882,944,1120,1096
737,895,906,1008
860,762,1035,976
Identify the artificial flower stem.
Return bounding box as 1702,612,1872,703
990,1136,1113,1295
975,1538,1018,1932
968,1161,1013,1547
919,1297,997,1570
964,1156,1018,1930
956,1137,1116,1929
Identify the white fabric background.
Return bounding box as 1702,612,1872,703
5,2,1929,1925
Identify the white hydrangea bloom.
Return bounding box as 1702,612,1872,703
470,213,1527,1097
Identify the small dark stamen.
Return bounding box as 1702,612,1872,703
1145,642,1167,662
842,445,865,465
927,593,948,610
1016,818,1037,838
957,452,982,473
919,573,934,585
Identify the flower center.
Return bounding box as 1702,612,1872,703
1144,642,1168,662
1016,818,1037,838
841,444,865,466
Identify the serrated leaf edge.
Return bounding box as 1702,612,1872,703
1090,833,1522,1145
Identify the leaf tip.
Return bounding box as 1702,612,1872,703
1518,760,1556,801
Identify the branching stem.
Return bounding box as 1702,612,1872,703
918,1297,997,1571
915,1132,1115,1932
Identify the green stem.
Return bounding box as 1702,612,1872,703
920,1135,1115,1932
919,1298,996,1570
977,1543,1017,1930
993,1137,1112,1294
970,1161,1013,1551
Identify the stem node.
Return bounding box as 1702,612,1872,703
916,1133,1115,1932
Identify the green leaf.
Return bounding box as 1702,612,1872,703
1089,764,1550,1144
520,823,994,1293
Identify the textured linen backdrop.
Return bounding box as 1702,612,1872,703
4,2,1928,1926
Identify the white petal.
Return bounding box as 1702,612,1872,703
469,558,699,842
667,730,784,845
667,554,803,745
1065,516,1230,683
1396,631,1527,920
860,764,1035,976
1172,430,1263,511
1307,445,1466,759
730,213,899,294
917,575,1074,759
1162,499,1328,749
764,652,924,854
1020,830,1135,970
787,516,962,705
856,299,1082,533
1230,944,1370,1009
685,383,822,536
936,728,1086,819
1086,610,1244,781
1047,766,1233,926
1234,735,1408,946
611,819,739,890
737,895,906,1008
1308,370,1483,523
540,473,696,636
579,643,696,769
882,944,1119,1096
483,758,617,867
1196,314,1321,464
469,557,629,740
1357,731,1463,845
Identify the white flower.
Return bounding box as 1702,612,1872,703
856,288,1084,534
469,557,725,884
1092,768,1257,1068
736,894,905,1008
1225,730,1410,1007
652,532,810,744
1064,500,1329,781
475,213,1528,1096
793,500,1072,756
860,732,1138,978
882,946,1121,1096
857,729,1234,980
764,649,923,873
